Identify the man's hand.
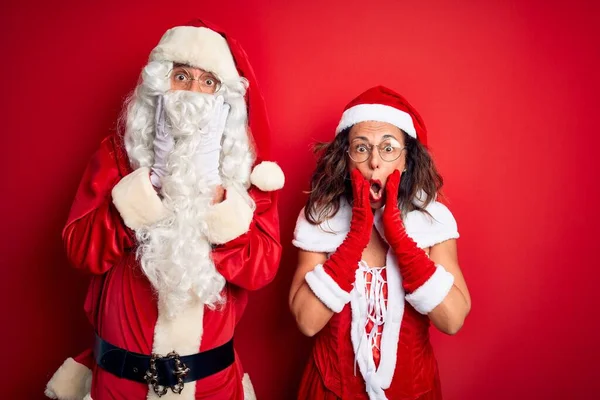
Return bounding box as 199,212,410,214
212,185,225,204
150,95,175,188
193,96,230,187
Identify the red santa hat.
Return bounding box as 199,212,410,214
149,19,273,162
335,85,428,147
147,19,283,195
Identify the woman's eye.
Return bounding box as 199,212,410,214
356,145,368,153
383,146,393,152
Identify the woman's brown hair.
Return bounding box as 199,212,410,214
304,128,444,225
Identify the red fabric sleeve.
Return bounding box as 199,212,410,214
62,136,135,275
211,187,282,290
322,170,373,292
383,170,436,293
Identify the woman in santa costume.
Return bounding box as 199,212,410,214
45,19,284,400
290,86,471,399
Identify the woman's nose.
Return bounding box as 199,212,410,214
369,147,381,169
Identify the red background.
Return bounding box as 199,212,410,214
2,0,599,399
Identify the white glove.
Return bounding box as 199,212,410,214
193,95,229,186
149,95,175,188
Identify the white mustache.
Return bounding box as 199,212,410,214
162,91,218,137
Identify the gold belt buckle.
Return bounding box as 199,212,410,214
144,351,191,397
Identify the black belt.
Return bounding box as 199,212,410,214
94,333,234,397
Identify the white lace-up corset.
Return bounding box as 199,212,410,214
358,260,388,367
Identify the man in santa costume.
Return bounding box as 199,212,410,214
45,19,284,400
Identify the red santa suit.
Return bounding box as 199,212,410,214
293,86,460,400
45,20,285,400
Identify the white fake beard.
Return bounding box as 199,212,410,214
136,90,226,318
122,60,256,318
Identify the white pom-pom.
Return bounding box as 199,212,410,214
250,161,285,191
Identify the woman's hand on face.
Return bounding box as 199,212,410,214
382,169,405,242
383,169,401,213
350,169,371,209
349,169,374,235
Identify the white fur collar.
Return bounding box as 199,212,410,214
293,198,459,254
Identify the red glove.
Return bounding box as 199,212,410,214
382,170,437,293
322,169,373,292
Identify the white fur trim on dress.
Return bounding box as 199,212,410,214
350,251,404,399
150,26,240,81
292,204,351,253
250,161,285,191
44,357,92,400
405,264,455,314
111,167,168,231
242,373,256,400
402,201,459,248
148,296,205,400
336,104,416,138
205,186,253,245
293,199,459,253
305,264,352,313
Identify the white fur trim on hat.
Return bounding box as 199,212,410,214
250,161,285,191
205,187,253,244
111,167,168,230
405,264,455,314
45,357,92,400
336,104,417,138
305,264,352,312
150,26,240,81
242,373,256,400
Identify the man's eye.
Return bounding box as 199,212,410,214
175,74,187,81
205,78,215,86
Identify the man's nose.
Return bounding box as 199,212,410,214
188,80,204,93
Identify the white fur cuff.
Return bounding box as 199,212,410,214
250,161,285,192
242,373,256,400
205,187,253,245
111,167,168,231
305,264,352,313
405,264,455,314
45,357,92,400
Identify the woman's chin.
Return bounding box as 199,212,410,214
370,199,384,210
